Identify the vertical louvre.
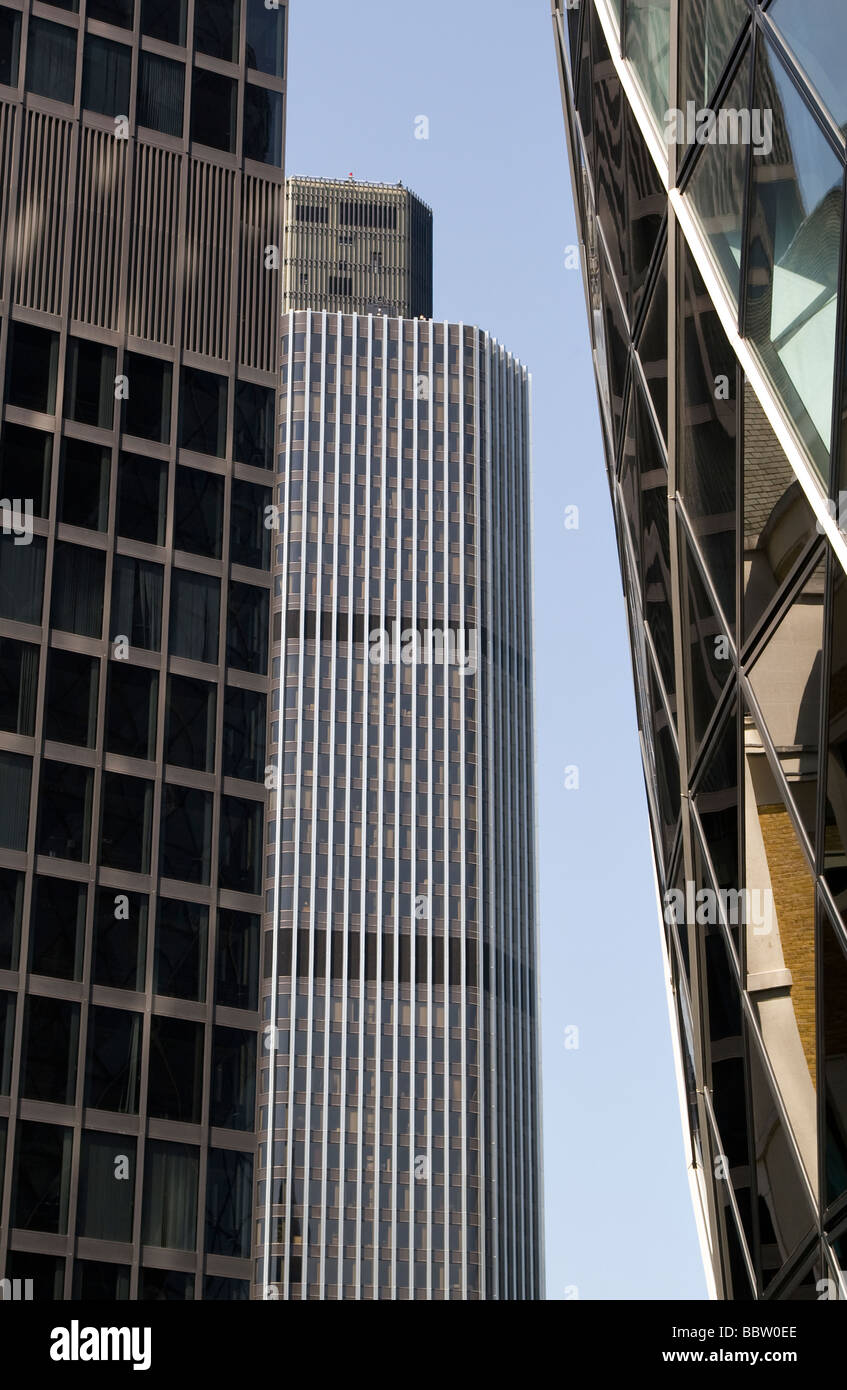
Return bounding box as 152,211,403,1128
239,173,282,373
13,109,72,314
184,158,235,360
0,100,17,295
128,142,181,345
71,126,128,331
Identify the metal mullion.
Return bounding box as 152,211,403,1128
317,313,332,1301
353,314,371,1300
336,312,354,1299
390,320,400,1299
374,316,387,1298
425,319,434,1297
409,320,421,1300
457,326,468,1301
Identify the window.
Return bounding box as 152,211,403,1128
219,795,262,894
105,661,157,760
227,581,269,672
142,1140,198,1250
0,636,38,736
206,1149,252,1256
25,18,76,104
84,1005,142,1114
12,1122,72,1234
174,464,224,557
204,1276,249,1300
0,989,14,1092
0,535,45,624
59,438,110,531
247,1,284,76
141,0,187,47
160,784,213,884
0,7,21,88
140,1269,194,1299
88,0,134,28
231,479,271,568
117,451,167,546
179,367,227,457
215,908,259,1010
82,36,130,118
77,1132,136,1242
30,876,86,980
0,424,52,516
5,1250,65,1297
169,570,220,663
36,760,92,861
7,321,59,412
100,772,154,874
21,995,79,1104
222,685,265,781
190,68,235,152
0,752,29,847
148,1016,203,1122
165,673,216,772
243,84,283,165
51,541,105,637
122,352,172,442
210,1026,255,1130
110,555,163,651
65,337,116,428
195,0,240,62
73,1262,131,1300
0,867,24,970
92,887,147,992
137,51,184,135
45,648,98,748
234,379,274,467
154,898,208,1001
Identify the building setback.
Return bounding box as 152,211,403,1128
258,309,542,1298
553,0,847,1299
0,0,287,1301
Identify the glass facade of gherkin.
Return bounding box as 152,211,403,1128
553,0,847,1299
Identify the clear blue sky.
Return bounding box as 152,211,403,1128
285,0,707,1300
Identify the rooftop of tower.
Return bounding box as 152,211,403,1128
285,174,433,215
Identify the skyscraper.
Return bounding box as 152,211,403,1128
257,305,542,1300
553,0,847,1299
284,175,433,319
0,0,287,1301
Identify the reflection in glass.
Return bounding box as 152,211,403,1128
822,911,847,1206
625,0,670,130
747,1034,815,1286
679,0,749,114
77,1132,135,1242
142,1140,198,1250
30,876,86,980
687,59,749,304
769,0,847,136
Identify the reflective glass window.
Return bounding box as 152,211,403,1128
117,451,167,546
195,0,240,62
226,581,269,672
82,36,130,118
219,795,263,894
234,380,274,468
244,83,283,165
169,569,220,664
77,1132,136,1242
154,898,208,1002
687,57,749,304
7,321,59,413
36,759,92,861
92,887,147,992
206,1148,252,1256
25,19,76,104
65,336,116,429
769,0,847,135
210,1026,256,1130
21,995,79,1104
84,1004,142,1114
30,875,86,980
45,646,99,750
222,685,266,781
12,1121,72,1234
179,367,227,458
174,464,224,557
137,52,184,135
122,352,172,443
99,771,154,874
190,68,236,153
247,1,284,75
0,423,52,516
160,784,213,884
215,907,259,1010
142,1140,198,1250
0,534,45,625
0,7,21,88
231,479,272,569
0,636,39,736
165,673,216,772
59,438,110,531
148,1016,203,1123
624,0,670,129
110,555,163,652
105,662,158,760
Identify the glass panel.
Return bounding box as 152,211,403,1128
0,989,14,1093
234,380,274,468
117,451,167,546
0,423,52,516
12,1121,72,1234
680,539,730,761
25,18,76,104
65,337,116,428
137,52,184,136
7,321,59,412
141,0,186,46
195,0,240,62
824,565,847,920
679,0,748,113
105,662,158,760
51,541,105,638
247,0,284,75
82,35,130,118
694,707,740,945
0,749,30,850
0,534,44,624
769,0,847,135
0,867,24,970
88,0,134,27
122,352,172,443
822,911,847,1206
37,759,91,861
627,102,665,319
743,701,817,1191
227,581,269,672
215,907,259,1010
169,570,220,664
648,662,680,865
210,1026,256,1130
204,1276,249,1300
140,1268,194,1299
591,10,628,310
745,37,842,479
747,1031,815,1287
179,367,227,458
92,887,147,992
637,250,668,442
638,390,674,707
174,464,223,557
165,674,216,772
84,1005,142,1114
231,479,271,569
77,1132,136,1242
687,57,749,305
219,795,263,894
0,7,21,88
21,995,79,1104
748,558,824,851
100,772,153,874
141,1140,198,1250
244,83,283,165
742,379,816,641
59,438,110,531
148,1016,203,1122
73,1261,131,1300
5,1251,65,1299
205,1148,252,1256
625,0,670,129
110,555,163,651
30,875,86,980
0,636,39,736
222,685,266,781
160,784,213,884
154,898,208,1002
190,68,236,153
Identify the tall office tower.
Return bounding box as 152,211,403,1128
0,0,286,1301
283,176,433,320
553,0,847,1299
257,309,541,1299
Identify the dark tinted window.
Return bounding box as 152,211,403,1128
0,636,38,736
0,8,22,87
122,352,172,442
117,451,167,546
85,1005,142,1114
12,1122,72,1234
210,1026,255,1130
100,772,153,874
21,995,79,1104
45,649,99,748
227,581,268,672
169,570,220,664
154,898,208,1001
25,18,76,104
179,367,227,457
222,685,265,781
148,1016,203,1122
111,555,163,651
160,784,213,884
0,867,24,971
59,438,110,531
65,337,116,428
105,662,158,759
7,321,59,412
247,2,284,75
30,876,86,980
142,1141,198,1250
206,1148,252,1256
82,35,131,117
244,84,283,165
219,795,262,894
234,379,274,467
88,0,134,27
174,464,224,557
195,0,240,61
215,908,259,1010
0,424,51,516
165,673,216,771
77,1132,136,1242
92,887,148,992
0,750,30,851
51,542,105,638
73,1261,131,1300
141,0,186,46
36,759,92,861
0,534,45,624
137,51,184,135
231,479,271,568
190,68,236,152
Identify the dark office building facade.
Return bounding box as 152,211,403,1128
553,0,847,1298
0,0,287,1300
257,309,542,1299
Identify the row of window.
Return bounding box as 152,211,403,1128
0,1247,248,1299
4,324,276,467
0,753,263,890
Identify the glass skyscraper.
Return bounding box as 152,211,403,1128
553,0,847,1299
